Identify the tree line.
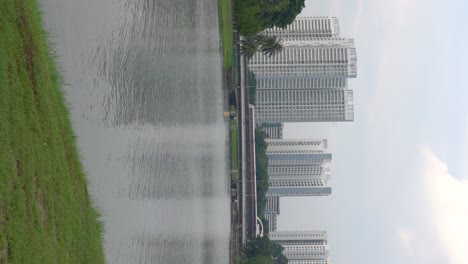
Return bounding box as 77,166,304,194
235,0,306,36
241,237,288,264
255,128,269,217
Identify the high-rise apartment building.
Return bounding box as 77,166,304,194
249,17,357,124
265,196,280,215
249,38,357,78
266,139,332,197
257,77,348,90
260,123,284,139
270,231,330,262
270,230,328,243
266,139,328,154
255,87,354,123
268,174,331,188
264,140,332,232
265,213,278,232
288,259,331,264
268,153,332,167
267,186,332,197
266,139,331,172
267,139,331,186
265,196,280,232
263,17,340,40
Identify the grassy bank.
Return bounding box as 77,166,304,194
0,0,104,263
219,0,233,70
230,119,238,181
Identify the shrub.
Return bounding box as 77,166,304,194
235,0,263,36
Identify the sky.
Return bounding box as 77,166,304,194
279,0,468,263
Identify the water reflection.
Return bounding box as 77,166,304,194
40,0,229,262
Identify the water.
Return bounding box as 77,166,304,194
39,0,230,263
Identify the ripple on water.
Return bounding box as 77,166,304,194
39,0,230,262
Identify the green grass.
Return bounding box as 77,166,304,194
231,169,238,181
0,0,105,263
232,45,238,86
230,119,238,180
230,104,236,113
219,0,233,70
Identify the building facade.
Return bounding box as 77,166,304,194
288,260,331,264
268,176,331,188
266,139,328,154
266,139,332,197
268,153,332,167
263,17,340,41
267,187,332,197
270,231,330,262
270,231,328,245
249,39,357,79
255,88,354,123
257,77,348,90
249,16,357,124
265,213,278,232
265,196,280,215
260,123,284,139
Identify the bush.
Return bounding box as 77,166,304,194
234,0,306,36
241,237,288,264
255,129,269,216
235,0,263,36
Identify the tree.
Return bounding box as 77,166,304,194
274,255,288,264
241,237,288,264
241,34,283,62
241,37,260,59
255,129,269,216
259,0,306,28
256,34,283,57
235,0,263,36
243,237,285,260
235,0,306,36
245,255,274,264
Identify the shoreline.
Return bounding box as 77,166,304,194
218,0,243,260
219,1,247,259
1,0,238,262
0,1,105,262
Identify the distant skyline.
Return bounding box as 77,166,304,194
280,0,468,264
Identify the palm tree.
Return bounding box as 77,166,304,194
240,37,260,59
256,34,283,57
240,34,283,60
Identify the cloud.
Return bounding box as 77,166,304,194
350,0,364,37
420,147,468,264
396,227,416,256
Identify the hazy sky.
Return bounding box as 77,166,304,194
280,0,468,263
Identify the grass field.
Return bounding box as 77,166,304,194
230,119,238,180
219,0,233,70
0,0,104,263
231,45,238,87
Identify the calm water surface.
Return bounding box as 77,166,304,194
39,0,230,263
